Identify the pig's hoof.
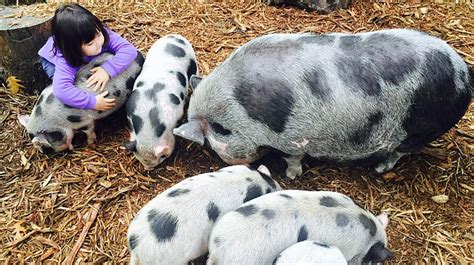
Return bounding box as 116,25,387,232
285,165,302,180
283,155,304,180
374,152,404,173
375,163,393,173
86,133,97,145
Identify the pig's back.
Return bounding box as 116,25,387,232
213,29,471,161
208,190,384,264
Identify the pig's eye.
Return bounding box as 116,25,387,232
210,122,231,135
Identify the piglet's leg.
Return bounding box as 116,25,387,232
283,155,304,179
83,122,97,145
374,151,405,173
65,129,74,151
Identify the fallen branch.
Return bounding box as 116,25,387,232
62,202,101,265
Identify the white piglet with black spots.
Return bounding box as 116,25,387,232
127,165,281,265
18,52,144,154
208,190,393,265
124,34,198,169
274,240,347,265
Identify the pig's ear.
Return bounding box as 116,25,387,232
32,134,50,146
154,145,171,157
190,75,203,90
173,120,205,146
257,165,271,177
363,242,394,263
124,140,137,152
18,115,30,128
377,212,389,229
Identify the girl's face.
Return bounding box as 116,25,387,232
81,30,104,57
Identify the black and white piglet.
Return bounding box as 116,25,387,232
127,165,281,265
124,34,197,169
208,190,393,265
18,52,143,154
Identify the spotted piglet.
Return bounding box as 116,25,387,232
124,34,197,169
127,165,281,265
18,52,144,154
208,190,393,265
274,240,347,265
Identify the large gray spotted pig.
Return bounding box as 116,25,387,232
208,190,393,265
127,164,281,265
18,52,144,154
124,34,198,169
174,29,473,179
274,240,347,265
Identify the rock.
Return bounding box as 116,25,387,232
431,194,449,204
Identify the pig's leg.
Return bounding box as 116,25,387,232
283,155,304,179
65,129,74,151
83,122,97,145
374,151,405,173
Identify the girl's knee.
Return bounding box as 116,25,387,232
40,57,55,79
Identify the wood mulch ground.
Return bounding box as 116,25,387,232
0,1,472,264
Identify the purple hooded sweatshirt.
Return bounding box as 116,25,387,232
38,28,137,109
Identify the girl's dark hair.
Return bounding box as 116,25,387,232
51,3,109,67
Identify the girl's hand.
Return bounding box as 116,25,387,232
94,91,116,111
86,67,110,92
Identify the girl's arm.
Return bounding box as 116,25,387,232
52,61,97,109
100,28,138,78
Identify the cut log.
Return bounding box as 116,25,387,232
264,0,352,14
0,0,46,6
0,5,52,93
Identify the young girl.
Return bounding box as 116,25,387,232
38,3,138,111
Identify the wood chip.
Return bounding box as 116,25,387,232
431,194,449,204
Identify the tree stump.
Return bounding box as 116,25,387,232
264,0,352,14
1,0,45,4
0,5,52,93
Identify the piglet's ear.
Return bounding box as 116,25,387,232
190,75,203,90
173,120,205,146
363,242,394,263
377,212,389,230
18,115,30,128
124,140,137,152
257,165,271,177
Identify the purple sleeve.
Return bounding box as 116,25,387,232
52,59,97,109
100,28,138,78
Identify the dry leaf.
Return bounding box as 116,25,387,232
383,172,404,181
98,179,112,188
20,152,28,166
12,220,27,240
6,76,25,94
42,174,53,188
420,7,429,14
